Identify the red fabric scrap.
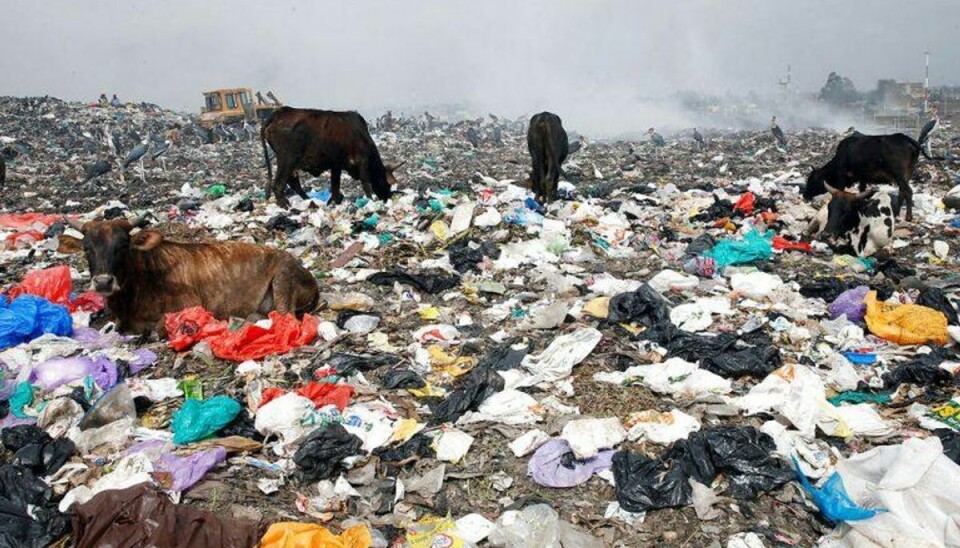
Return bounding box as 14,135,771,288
296,382,354,411
165,307,318,362
773,236,813,253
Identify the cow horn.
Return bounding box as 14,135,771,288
855,188,877,201
129,213,151,228
823,182,840,195
387,161,406,171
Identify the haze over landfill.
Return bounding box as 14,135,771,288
4,0,960,135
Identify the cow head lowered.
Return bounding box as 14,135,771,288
380,161,405,200
59,216,157,296
820,188,877,244
802,165,828,200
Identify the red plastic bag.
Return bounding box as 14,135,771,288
70,291,107,313
0,213,65,231
773,236,813,253
5,230,45,250
166,307,318,362
164,306,228,351
8,265,72,305
296,382,354,411
207,312,318,362
733,192,755,215
259,387,288,407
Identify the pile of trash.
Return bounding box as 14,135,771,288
2,96,960,547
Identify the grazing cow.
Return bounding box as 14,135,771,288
527,112,569,203
59,217,319,334
805,189,897,258
803,132,935,221
261,107,401,207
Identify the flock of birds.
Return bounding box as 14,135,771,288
81,126,173,185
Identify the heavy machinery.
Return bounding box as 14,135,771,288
198,88,282,128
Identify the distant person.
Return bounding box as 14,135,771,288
771,116,788,149
919,106,940,158
110,94,123,108
98,93,109,107
648,128,666,147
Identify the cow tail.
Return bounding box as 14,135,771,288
261,116,273,184
544,134,558,198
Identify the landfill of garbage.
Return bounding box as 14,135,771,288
2,95,960,547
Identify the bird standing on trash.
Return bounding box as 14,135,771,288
693,128,705,150
151,139,172,171
123,138,150,182
648,128,666,147
919,106,940,158
466,126,481,148
771,116,788,149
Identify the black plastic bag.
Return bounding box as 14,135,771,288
430,367,504,425
691,199,734,222
368,270,461,294
883,350,956,388
608,284,671,327
447,239,500,274
799,278,851,302
234,197,254,212
612,427,792,512
918,287,959,326
325,353,400,375
1,426,50,453
701,346,782,379
12,438,75,477
373,432,435,463
0,464,68,548
685,233,716,256
877,259,916,284
381,369,426,390
218,411,265,442
936,430,960,465
477,343,528,371
293,424,364,481
265,215,301,234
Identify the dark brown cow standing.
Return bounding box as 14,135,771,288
527,112,569,203
261,107,400,207
60,218,319,334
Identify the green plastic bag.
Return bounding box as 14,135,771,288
171,395,241,444
704,229,773,268
205,184,227,197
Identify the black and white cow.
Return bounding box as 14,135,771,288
805,188,897,257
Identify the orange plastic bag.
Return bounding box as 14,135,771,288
296,382,354,411
9,265,72,305
165,306,228,351
733,192,755,215
772,236,812,253
864,291,949,346
259,522,372,548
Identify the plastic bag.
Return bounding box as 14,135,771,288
430,367,504,425
71,483,259,548
367,270,461,294
612,426,792,512
0,295,73,350
793,456,882,522
32,356,118,392
702,345,781,379
528,438,615,488
171,396,242,444
607,284,671,326
293,424,364,481
381,369,426,389
0,212,65,230
772,236,812,253
733,192,755,215
7,265,105,313
295,382,354,411
917,287,959,326
829,286,870,322
153,446,227,492
864,291,949,346
0,463,70,548
260,522,372,548
882,349,954,388
79,383,136,430
703,229,773,268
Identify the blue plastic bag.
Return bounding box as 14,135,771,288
703,229,773,268
0,295,73,350
793,456,883,522
171,396,242,444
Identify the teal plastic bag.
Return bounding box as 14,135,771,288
171,395,241,444
9,381,34,418
704,229,773,268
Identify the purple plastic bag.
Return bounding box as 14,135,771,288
128,440,227,492
527,438,614,488
31,356,118,391
71,327,124,350
829,286,870,322
129,349,158,375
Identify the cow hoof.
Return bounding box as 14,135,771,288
327,194,345,206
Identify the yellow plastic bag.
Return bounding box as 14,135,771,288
864,291,949,346
259,522,372,548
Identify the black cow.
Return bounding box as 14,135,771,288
803,132,935,222
0,154,5,188
527,112,569,203
261,107,401,207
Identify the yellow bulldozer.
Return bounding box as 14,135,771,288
198,88,282,128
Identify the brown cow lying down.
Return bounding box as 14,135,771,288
59,217,319,334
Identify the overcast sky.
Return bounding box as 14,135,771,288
3,0,958,132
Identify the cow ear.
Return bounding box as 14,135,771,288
131,230,163,251
57,234,83,254
854,189,877,202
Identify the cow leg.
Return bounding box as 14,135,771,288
894,176,912,222
356,163,375,198
329,168,344,205
273,160,295,208
289,172,309,200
